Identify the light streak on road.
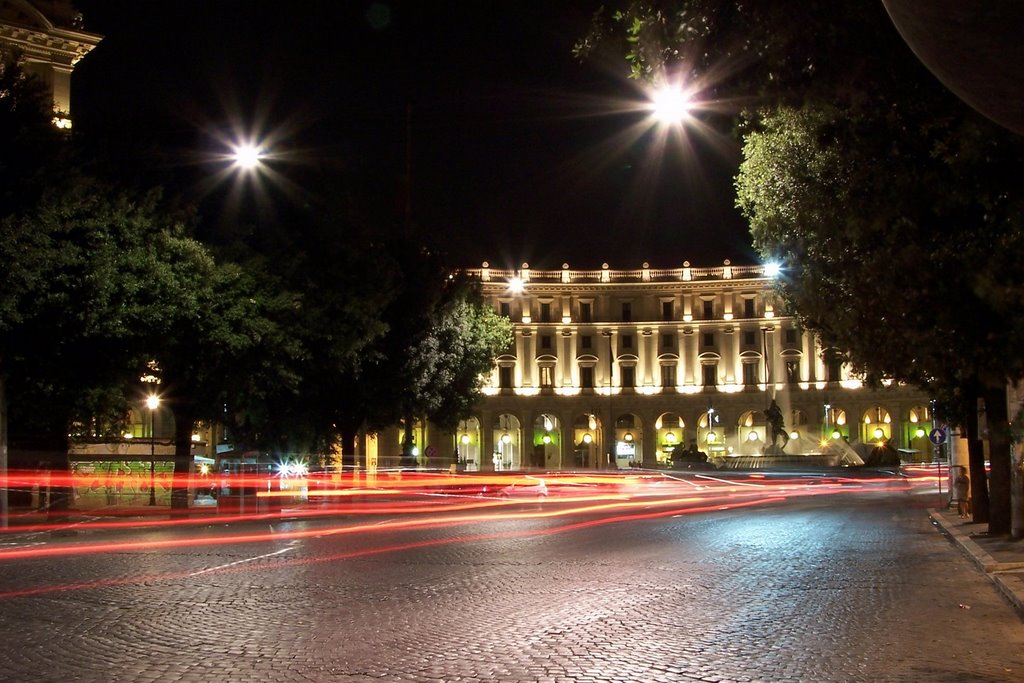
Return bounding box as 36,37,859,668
0,495,789,600
1,468,922,538
0,473,906,566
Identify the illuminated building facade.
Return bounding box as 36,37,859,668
432,261,934,471
0,0,102,129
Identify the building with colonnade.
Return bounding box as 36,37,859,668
391,260,935,471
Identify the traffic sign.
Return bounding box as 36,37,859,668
928,428,947,445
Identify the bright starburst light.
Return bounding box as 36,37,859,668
648,84,693,124
232,142,265,169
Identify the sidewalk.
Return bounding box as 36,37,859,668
930,509,1024,620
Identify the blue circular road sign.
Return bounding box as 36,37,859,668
928,428,947,445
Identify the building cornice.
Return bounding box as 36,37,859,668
0,23,100,66
469,260,775,288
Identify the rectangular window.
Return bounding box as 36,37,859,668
499,366,513,389
661,364,676,387
621,366,635,388
622,334,633,349
662,301,673,320
702,364,717,386
540,335,552,350
702,300,713,318
540,366,554,387
826,352,843,382
662,333,674,348
581,335,592,350
703,332,714,348
499,302,511,318
786,359,800,383
785,328,798,345
743,330,756,346
540,302,551,323
580,302,592,323
743,363,758,385
744,298,755,318
580,366,594,389
621,302,632,322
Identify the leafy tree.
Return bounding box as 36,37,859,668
141,253,308,508
407,278,514,432
0,181,223,510
736,104,1024,531
239,230,394,468
580,1,1024,533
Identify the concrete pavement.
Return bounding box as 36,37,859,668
930,508,1024,620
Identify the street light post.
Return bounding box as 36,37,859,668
146,394,160,506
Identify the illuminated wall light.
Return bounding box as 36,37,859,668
915,427,926,439
873,427,885,440
624,432,634,442
123,433,133,439
501,433,512,445
191,433,202,442
831,430,842,440
706,431,717,444
747,431,759,442
460,434,471,445
542,434,552,445
789,431,799,441
411,446,421,456
582,433,593,444
665,432,677,444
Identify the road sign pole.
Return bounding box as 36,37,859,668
929,427,948,508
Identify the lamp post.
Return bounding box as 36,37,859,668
146,394,160,506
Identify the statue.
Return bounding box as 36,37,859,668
764,399,789,452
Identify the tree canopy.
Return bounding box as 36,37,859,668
580,0,1024,534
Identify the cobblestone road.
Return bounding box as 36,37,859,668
1,489,1022,682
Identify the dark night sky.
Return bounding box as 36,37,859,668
70,1,756,270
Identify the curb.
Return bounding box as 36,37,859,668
930,509,1024,621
